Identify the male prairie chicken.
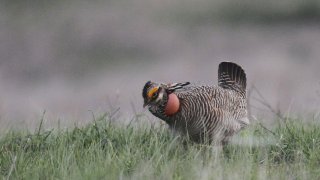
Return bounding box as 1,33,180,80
142,62,249,144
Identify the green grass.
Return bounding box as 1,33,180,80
1,114,320,180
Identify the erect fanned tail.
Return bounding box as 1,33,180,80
218,62,246,96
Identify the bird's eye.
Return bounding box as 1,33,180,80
152,92,158,98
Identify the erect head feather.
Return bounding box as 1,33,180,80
142,81,152,99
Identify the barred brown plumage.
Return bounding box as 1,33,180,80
142,62,249,145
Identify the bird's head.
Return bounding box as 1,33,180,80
142,81,167,108
142,81,190,116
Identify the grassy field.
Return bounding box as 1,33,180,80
1,114,320,180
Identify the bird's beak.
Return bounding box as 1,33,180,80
143,100,149,108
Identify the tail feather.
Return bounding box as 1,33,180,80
218,62,246,96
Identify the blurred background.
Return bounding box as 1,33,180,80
1,0,320,130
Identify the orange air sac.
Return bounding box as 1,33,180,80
165,93,180,116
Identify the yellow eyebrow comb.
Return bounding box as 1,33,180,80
148,87,159,98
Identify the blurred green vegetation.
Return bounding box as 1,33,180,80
1,0,320,82
164,0,320,25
